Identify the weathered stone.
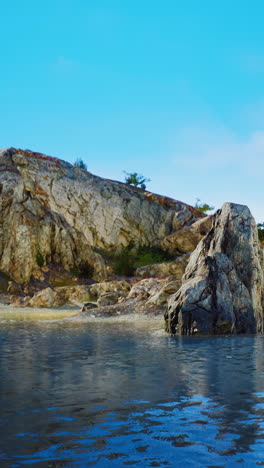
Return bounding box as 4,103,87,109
135,256,189,278
54,285,89,303
0,147,202,285
165,203,264,335
87,281,132,301
9,295,24,306
26,281,132,308
97,292,120,306
7,281,23,294
82,302,98,311
161,216,212,255
28,288,61,307
147,280,181,306
128,278,169,302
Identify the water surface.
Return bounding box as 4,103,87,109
0,312,264,467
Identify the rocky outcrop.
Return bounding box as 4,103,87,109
165,203,264,335
135,255,189,278
21,275,180,313
0,147,202,285
77,277,175,319
161,216,212,255
127,278,169,301
25,280,132,308
146,280,181,306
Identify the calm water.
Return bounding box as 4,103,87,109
0,313,264,467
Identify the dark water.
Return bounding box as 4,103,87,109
1,319,264,467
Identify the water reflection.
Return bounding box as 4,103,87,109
0,320,264,467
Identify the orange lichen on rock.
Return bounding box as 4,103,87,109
14,148,61,166
34,183,49,205
144,192,203,216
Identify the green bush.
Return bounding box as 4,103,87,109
135,246,170,268
123,171,150,190
113,247,135,276
113,245,171,276
257,223,264,242
74,158,87,170
195,198,214,214
36,250,45,267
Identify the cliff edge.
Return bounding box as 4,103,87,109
0,147,202,286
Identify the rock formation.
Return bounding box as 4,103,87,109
0,147,202,286
165,203,264,335
135,255,189,278
161,215,212,255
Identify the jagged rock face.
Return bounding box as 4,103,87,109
165,203,264,335
0,151,106,283
161,216,212,255
0,147,201,284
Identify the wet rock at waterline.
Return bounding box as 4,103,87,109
165,203,264,335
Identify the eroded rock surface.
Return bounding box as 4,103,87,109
26,280,132,308
161,216,212,255
165,203,264,335
0,147,202,285
135,255,189,279
78,277,176,319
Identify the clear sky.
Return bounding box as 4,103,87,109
1,0,264,221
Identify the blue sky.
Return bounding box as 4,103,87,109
1,0,264,220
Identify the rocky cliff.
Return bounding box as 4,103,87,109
165,203,264,335
0,147,203,285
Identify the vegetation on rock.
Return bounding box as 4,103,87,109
113,245,171,276
195,198,214,214
36,250,45,267
74,158,87,170
124,171,150,190
258,223,264,242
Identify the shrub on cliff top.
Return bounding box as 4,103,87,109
74,158,87,170
195,198,214,214
124,171,150,190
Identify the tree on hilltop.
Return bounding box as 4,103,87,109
74,158,87,170
124,171,150,190
195,198,214,214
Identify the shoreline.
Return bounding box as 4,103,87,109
0,304,165,325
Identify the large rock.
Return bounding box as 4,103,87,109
128,278,169,302
161,216,212,255
135,255,189,278
0,147,202,284
28,287,62,307
165,203,264,335
147,280,181,306
26,280,132,308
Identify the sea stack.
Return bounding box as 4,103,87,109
165,203,264,335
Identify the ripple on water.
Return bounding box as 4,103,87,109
0,321,264,467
